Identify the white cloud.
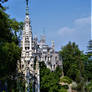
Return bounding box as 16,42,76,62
58,27,75,35
75,16,91,26
57,16,91,52
58,16,91,36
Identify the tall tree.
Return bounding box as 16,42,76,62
0,4,23,91
59,42,87,92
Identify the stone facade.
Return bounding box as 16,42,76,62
17,1,40,92
17,0,62,91
36,35,62,71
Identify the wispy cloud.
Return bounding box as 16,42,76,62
58,16,91,36
74,16,91,26
57,16,91,51
58,27,75,35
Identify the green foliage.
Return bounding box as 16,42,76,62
0,4,22,91
2,91,5,92
59,42,85,81
0,3,22,76
59,42,88,92
60,85,69,90
60,76,72,84
58,88,67,92
40,61,62,92
86,80,92,92
84,56,92,80
0,42,21,79
0,8,12,43
55,66,63,78
0,8,23,44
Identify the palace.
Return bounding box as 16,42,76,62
17,0,62,92
37,35,62,71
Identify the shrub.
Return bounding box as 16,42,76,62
59,88,67,92
60,76,72,84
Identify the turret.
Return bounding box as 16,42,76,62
21,0,33,53
51,40,55,51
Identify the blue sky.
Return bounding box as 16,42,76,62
4,0,91,52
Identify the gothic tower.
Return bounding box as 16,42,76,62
17,0,40,92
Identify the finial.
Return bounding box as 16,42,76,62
26,0,29,15
26,0,28,6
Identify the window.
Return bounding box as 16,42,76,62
55,57,57,61
45,56,47,61
26,52,29,57
25,47,30,50
25,36,30,50
22,65,24,69
25,36,29,41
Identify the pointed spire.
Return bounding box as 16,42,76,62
26,0,28,6
51,40,55,50
26,0,29,15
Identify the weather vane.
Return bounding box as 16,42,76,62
26,0,29,6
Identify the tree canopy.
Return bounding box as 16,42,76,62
40,62,63,92
0,1,92,92
0,4,23,91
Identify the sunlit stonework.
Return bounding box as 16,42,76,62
17,0,62,92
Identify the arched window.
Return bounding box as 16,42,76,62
25,36,30,50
